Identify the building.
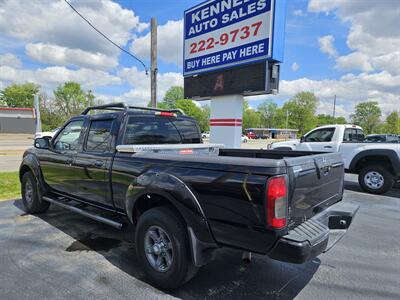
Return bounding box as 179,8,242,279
0,107,36,134
245,128,298,139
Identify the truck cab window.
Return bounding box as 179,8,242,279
304,128,335,142
171,119,201,143
53,120,84,151
124,116,182,144
86,119,113,152
344,128,364,142
356,129,365,141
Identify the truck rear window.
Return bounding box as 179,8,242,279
123,116,201,145
124,116,182,144
171,119,201,144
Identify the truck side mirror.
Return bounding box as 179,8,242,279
300,136,305,143
34,137,50,149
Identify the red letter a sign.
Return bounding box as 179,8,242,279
213,74,224,92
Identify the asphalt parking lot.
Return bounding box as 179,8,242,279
0,134,32,172
0,176,399,300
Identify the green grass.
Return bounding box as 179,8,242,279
0,172,20,201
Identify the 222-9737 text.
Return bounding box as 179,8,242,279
189,21,262,54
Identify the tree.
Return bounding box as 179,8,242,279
316,114,347,126
199,105,210,132
351,101,381,134
174,99,210,132
243,100,262,129
53,82,95,122
383,111,400,134
257,100,279,128
282,92,319,135
156,86,210,132
39,92,60,131
163,86,184,108
39,82,95,130
0,83,39,107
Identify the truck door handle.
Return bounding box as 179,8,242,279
324,146,333,149
94,160,104,167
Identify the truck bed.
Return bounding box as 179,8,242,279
113,147,345,252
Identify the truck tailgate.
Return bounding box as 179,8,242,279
285,152,345,228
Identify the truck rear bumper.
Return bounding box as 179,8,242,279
268,202,359,264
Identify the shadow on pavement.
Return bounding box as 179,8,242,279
13,199,319,300
344,180,400,198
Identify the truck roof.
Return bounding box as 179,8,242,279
81,102,185,117
77,102,197,122
315,124,363,130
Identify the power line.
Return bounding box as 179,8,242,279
63,0,148,74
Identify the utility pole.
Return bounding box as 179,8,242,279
285,110,289,138
34,93,41,133
150,18,157,108
333,94,336,119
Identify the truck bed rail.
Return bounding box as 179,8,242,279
116,143,223,156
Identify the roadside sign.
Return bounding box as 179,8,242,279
184,61,280,99
183,0,286,76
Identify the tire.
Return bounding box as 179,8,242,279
135,206,198,289
21,172,50,214
358,165,393,194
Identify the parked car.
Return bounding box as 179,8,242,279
34,127,60,139
21,103,358,289
241,134,248,143
246,131,256,139
364,134,400,143
270,124,400,194
201,131,210,139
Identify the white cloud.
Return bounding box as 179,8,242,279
0,65,121,90
318,35,337,58
305,0,400,117
131,20,183,66
371,51,400,76
291,62,300,72
335,52,373,72
0,0,147,68
118,66,183,105
273,71,400,117
0,53,21,67
309,0,400,75
293,9,306,17
26,43,119,70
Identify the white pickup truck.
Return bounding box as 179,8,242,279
270,124,400,194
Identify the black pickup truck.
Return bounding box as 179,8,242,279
20,103,358,289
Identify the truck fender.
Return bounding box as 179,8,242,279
125,171,218,266
19,153,48,198
349,149,400,176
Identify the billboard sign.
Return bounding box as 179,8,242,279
184,61,279,99
184,0,285,76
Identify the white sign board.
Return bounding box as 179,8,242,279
184,0,274,76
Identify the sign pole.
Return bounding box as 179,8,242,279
34,93,41,133
210,95,243,148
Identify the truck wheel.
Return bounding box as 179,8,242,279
21,172,50,213
358,165,393,194
135,206,198,289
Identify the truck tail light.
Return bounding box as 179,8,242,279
266,176,287,229
155,112,177,117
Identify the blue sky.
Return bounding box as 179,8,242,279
0,0,399,119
